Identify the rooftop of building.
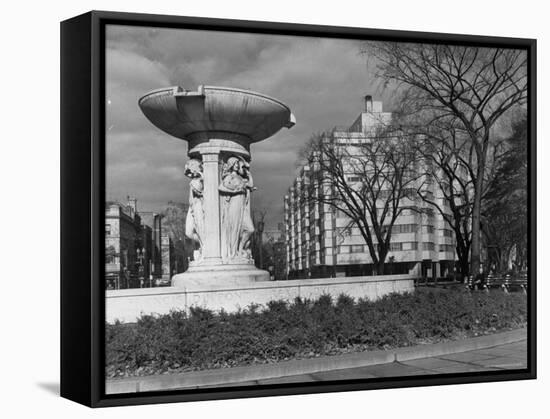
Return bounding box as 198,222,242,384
287,95,392,197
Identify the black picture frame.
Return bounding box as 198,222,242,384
60,10,537,408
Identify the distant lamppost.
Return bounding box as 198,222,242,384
137,247,144,266
257,220,265,269
137,247,145,287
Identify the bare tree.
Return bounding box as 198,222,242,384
302,127,419,275
161,201,187,241
252,208,267,269
413,122,474,279
482,115,528,271
364,43,528,276
391,110,505,280
161,201,190,270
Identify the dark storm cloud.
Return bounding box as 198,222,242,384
105,25,387,227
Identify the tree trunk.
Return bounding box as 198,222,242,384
456,243,469,280
459,254,469,281
375,245,389,276
376,260,385,275
470,154,486,277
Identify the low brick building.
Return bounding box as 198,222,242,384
105,200,141,289
105,198,185,289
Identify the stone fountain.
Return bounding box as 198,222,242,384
139,85,295,286
104,85,414,323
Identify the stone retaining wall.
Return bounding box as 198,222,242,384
106,274,415,323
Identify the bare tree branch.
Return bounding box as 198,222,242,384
363,42,527,276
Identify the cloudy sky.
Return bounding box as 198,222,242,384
105,24,390,228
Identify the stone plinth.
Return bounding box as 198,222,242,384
172,264,270,287
106,274,415,323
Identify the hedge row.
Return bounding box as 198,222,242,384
106,289,526,378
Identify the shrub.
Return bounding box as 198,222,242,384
106,288,527,378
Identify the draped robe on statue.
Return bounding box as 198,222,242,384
219,160,255,262
186,177,204,249
184,159,205,261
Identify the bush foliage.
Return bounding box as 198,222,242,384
106,289,526,378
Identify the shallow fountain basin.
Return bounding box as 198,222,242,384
139,85,295,144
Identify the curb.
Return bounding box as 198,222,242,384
394,329,525,362
106,328,526,394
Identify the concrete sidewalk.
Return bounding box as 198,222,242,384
249,340,527,386
106,329,527,394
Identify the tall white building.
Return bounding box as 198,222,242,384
284,96,457,279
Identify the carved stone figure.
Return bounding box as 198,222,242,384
219,156,256,262
184,159,205,261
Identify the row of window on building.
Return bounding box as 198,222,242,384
333,206,438,219
336,242,455,254
335,225,453,236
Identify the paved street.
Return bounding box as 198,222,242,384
205,340,528,387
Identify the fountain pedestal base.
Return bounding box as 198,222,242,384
172,264,270,287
